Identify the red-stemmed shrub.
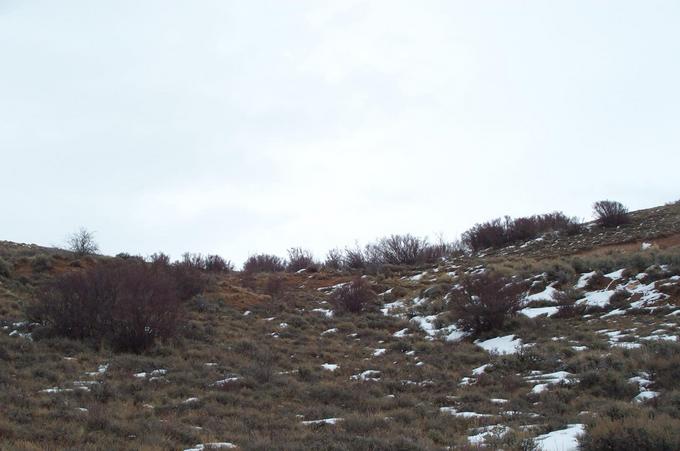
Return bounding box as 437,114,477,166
450,271,523,335
30,261,181,352
204,254,234,272
593,200,630,228
324,248,344,270
242,254,286,273
329,277,375,314
462,212,582,252
286,248,317,272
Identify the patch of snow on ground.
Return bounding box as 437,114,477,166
526,371,576,393
321,363,338,371
320,328,337,336
472,364,491,376
408,271,428,281
605,268,626,279
134,369,167,379
213,377,241,386
627,281,668,308
312,308,333,318
640,334,678,342
184,442,237,450
301,418,343,426
381,300,405,316
351,370,381,381
475,335,523,355
372,348,386,357
410,315,438,336
633,391,659,403
467,425,511,445
520,306,559,318
440,407,493,418
525,286,560,304
577,290,617,308
393,328,410,337
534,424,584,451
575,272,597,289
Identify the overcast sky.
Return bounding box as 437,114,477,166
1,1,679,264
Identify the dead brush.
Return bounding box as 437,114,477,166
329,277,376,314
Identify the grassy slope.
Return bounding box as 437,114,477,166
1,204,680,450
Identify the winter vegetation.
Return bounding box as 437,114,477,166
1,199,680,449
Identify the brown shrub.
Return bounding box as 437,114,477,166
243,254,285,273
204,254,234,272
593,200,630,228
286,248,317,272
324,248,344,270
450,271,523,334
169,261,207,301
343,246,367,269
329,277,376,313
462,212,581,252
30,261,181,352
264,274,286,299
580,414,680,451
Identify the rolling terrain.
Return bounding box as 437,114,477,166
1,203,680,450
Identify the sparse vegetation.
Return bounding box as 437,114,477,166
1,200,679,449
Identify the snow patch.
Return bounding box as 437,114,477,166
534,424,584,451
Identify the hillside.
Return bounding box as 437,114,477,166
1,203,680,450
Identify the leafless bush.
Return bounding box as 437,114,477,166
374,234,427,265
343,246,367,270
420,238,463,263
324,248,344,270
286,248,317,272
243,254,286,273
204,254,234,272
329,277,376,313
593,200,630,228
148,252,171,266
450,271,523,334
170,260,207,301
462,218,507,251
552,290,587,319
462,212,582,252
67,227,99,256
30,261,181,352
